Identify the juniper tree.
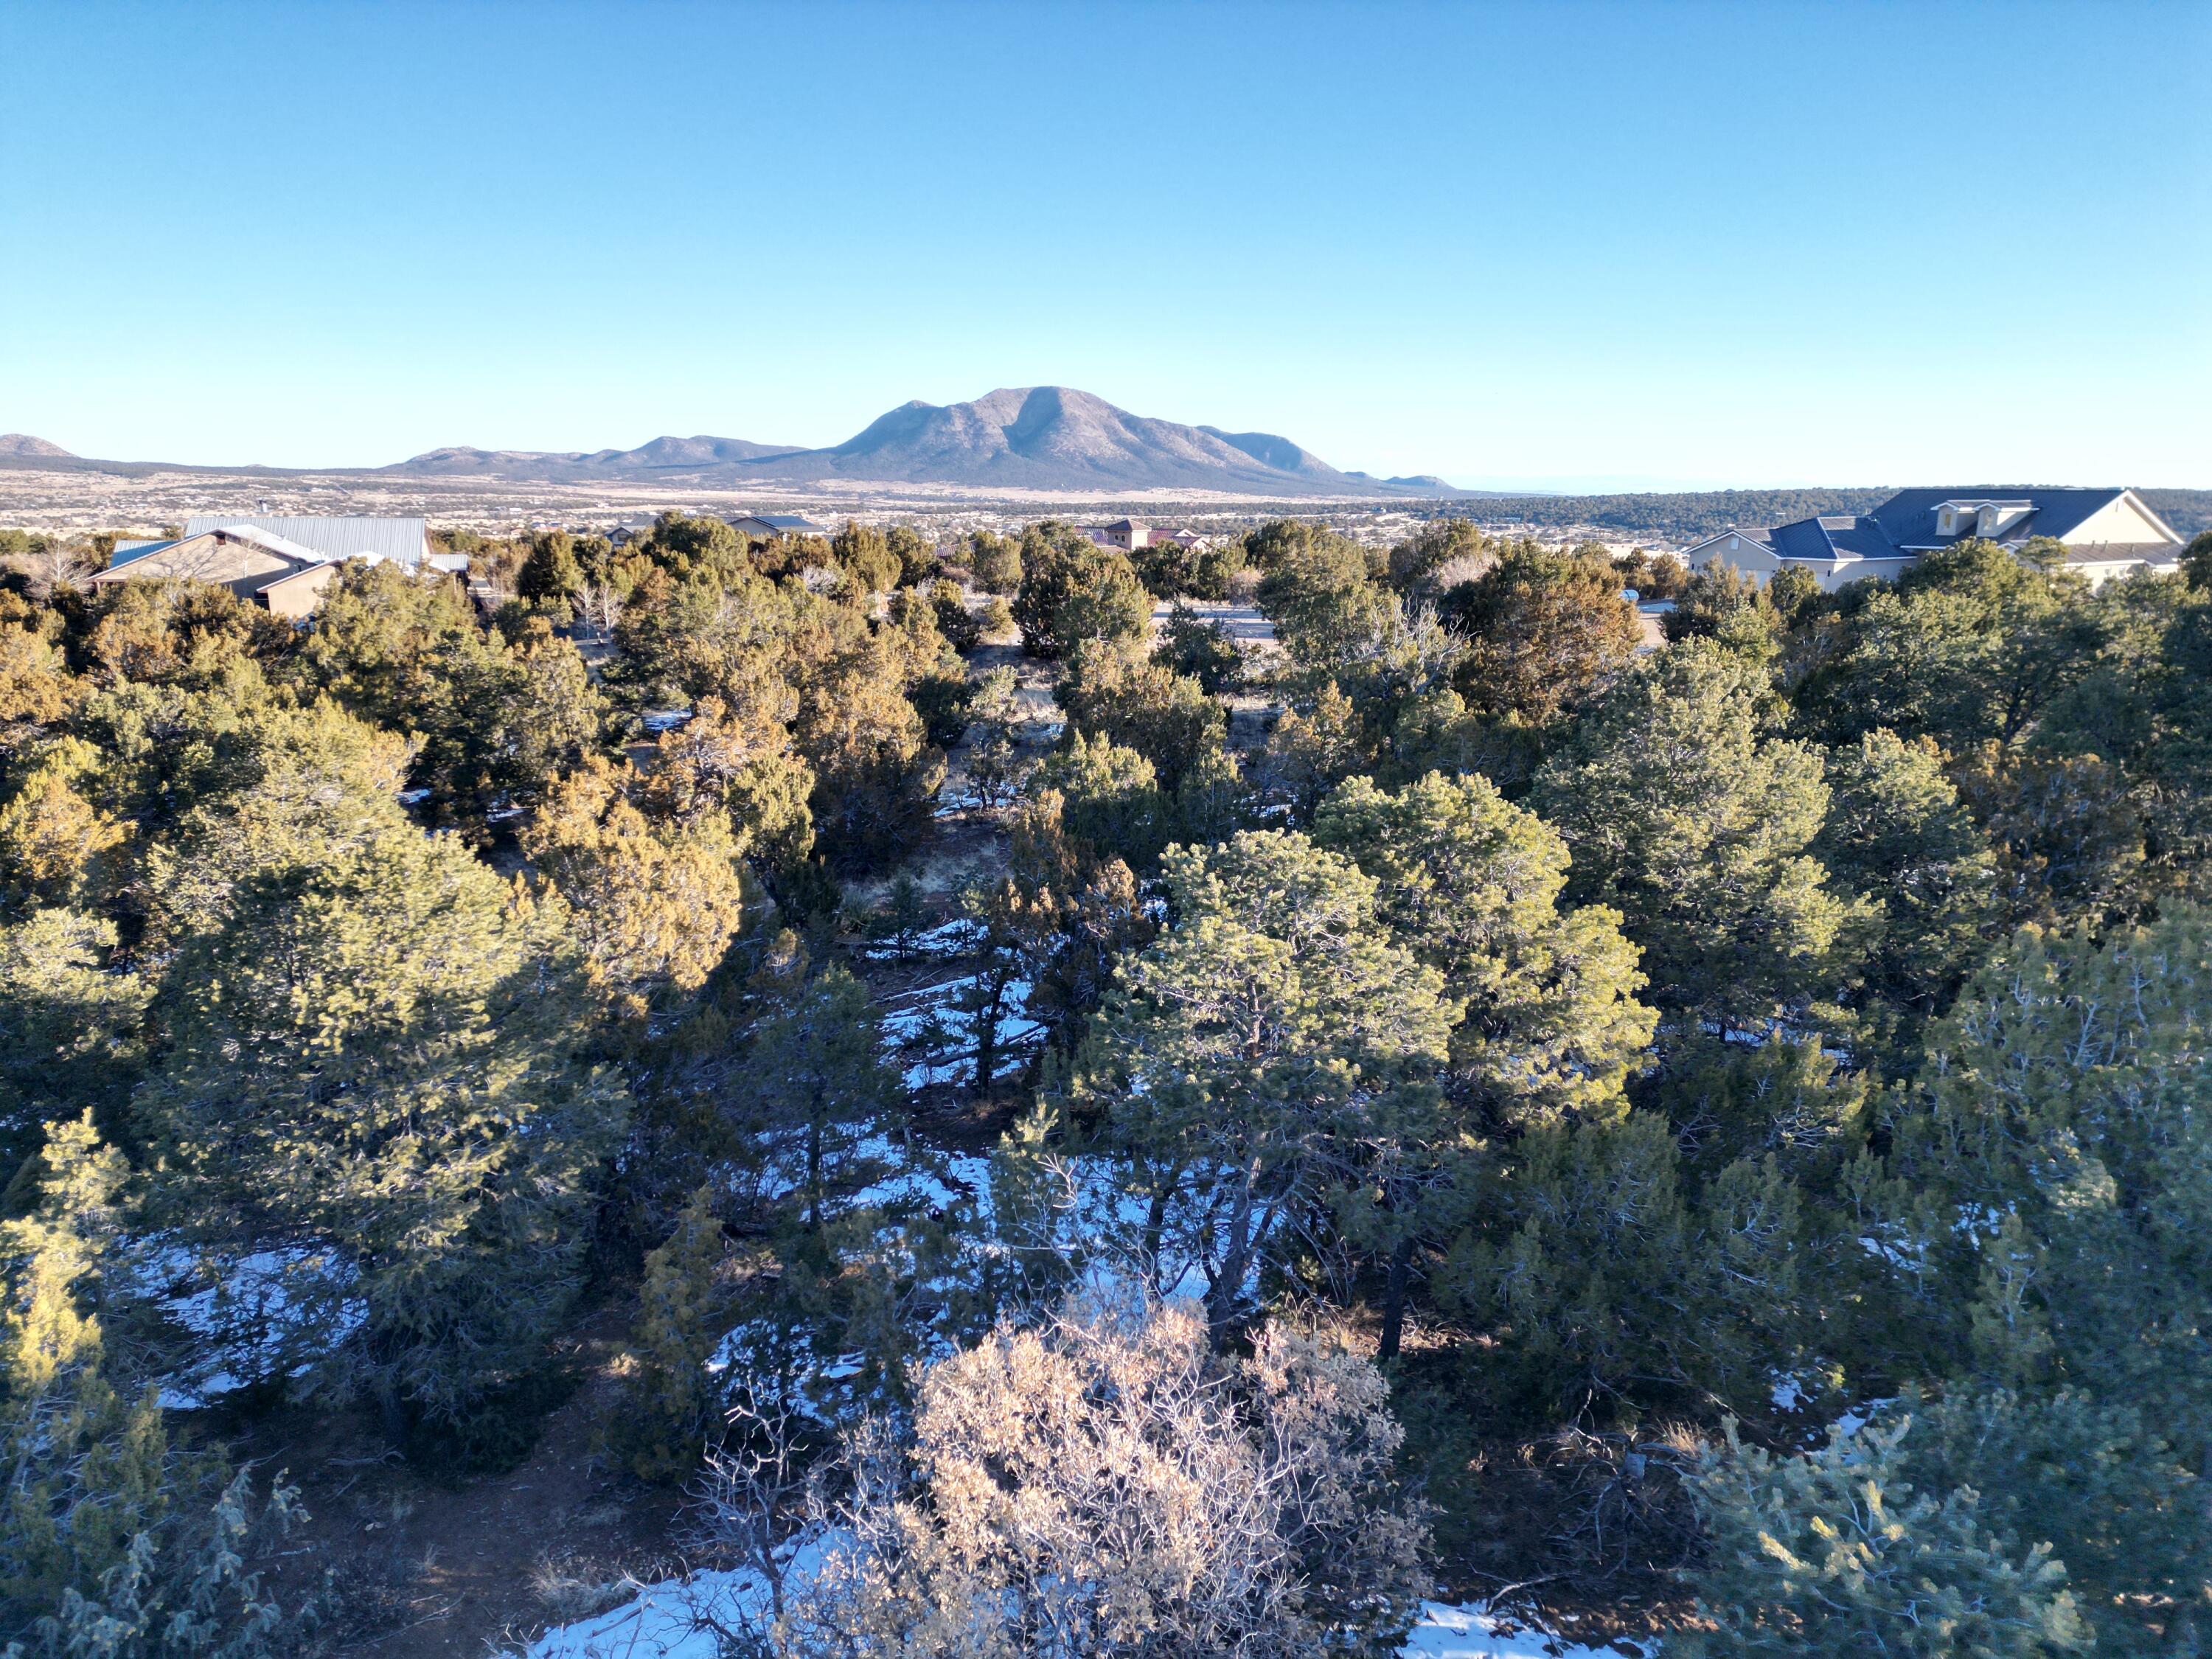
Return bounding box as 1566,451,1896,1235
1012,527,1151,660
741,966,898,1237
517,529,585,616
1846,907,2212,1639
616,1184,734,1481
139,795,628,1444
1439,1111,1817,1418
1313,770,1654,1131
0,910,148,1172
965,529,1021,595
1074,831,1458,1347
0,737,128,911
1444,541,1642,723
0,1114,165,1627
521,754,752,1022
1533,640,1854,1029
1055,637,1226,793
1683,1417,2090,1658
1815,728,2000,1061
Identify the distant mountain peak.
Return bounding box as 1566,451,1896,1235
776,386,1428,495
0,434,75,459
363,389,1467,498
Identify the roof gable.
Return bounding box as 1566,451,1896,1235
184,515,429,566
1865,487,2131,549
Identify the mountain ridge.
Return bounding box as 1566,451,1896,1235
0,391,1474,497
373,387,1454,497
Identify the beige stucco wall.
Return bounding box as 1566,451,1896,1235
2062,494,2179,554
261,563,340,619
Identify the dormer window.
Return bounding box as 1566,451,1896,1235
1933,500,2032,539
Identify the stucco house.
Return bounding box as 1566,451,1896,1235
1083,518,1150,553
96,515,463,618
731,513,830,542
1682,487,2183,592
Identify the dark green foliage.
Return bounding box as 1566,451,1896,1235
517,529,585,616
1074,830,1457,1347
0,911,147,1171
928,578,981,652
1255,528,1397,667
1789,539,2098,753
1035,732,1166,872
1152,602,1245,693
966,529,1022,595
831,521,900,595
1683,1418,2090,1658
1816,729,2000,1060
1054,638,1225,792
1312,771,1652,1130
614,1186,734,1481
1534,642,1852,1026
1011,526,1151,660
1444,542,1643,723
135,719,629,1438
1662,561,1781,655
885,524,936,587
1132,533,1237,600
1387,517,1491,594
1439,1113,1817,1418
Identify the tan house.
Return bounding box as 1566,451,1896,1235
1085,518,1150,553
96,515,462,618
1682,487,2183,593
91,524,344,619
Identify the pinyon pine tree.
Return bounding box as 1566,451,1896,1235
1683,1416,2090,1658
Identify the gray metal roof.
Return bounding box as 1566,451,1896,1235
1863,487,2136,549
1739,487,2174,571
184,515,430,566
736,513,828,533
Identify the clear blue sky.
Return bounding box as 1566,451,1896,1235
3,1,2205,490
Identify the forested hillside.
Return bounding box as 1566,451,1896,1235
3,510,2211,1655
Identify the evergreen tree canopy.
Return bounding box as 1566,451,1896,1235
1312,770,1653,1128
1534,641,1852,1026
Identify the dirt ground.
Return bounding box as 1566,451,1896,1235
230,1295,683,1656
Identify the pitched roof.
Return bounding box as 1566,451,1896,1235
184,515,429,566
102,524,326,574
737,513,827,534
1716,487,2180,575
1862,487,2134,549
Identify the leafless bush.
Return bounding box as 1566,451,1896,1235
529,1551,641,1626
754,1292,1430,1658
1540,1422,1705,1582
1426,551,1495,593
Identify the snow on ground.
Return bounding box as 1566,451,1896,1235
878,973,1045,1089
856,918,982,961
525,1583,1640,1658
126,1239,365,1409
1402,1602,1646,1658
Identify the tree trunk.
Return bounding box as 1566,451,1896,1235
1206,1161,1261,1351
805,1113,823,1235
1377,1234,1416,1362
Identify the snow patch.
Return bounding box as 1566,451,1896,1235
126,1240,365,1410
527,1585,1638,1658
858,919,982,961
1401,1601,1646,1658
